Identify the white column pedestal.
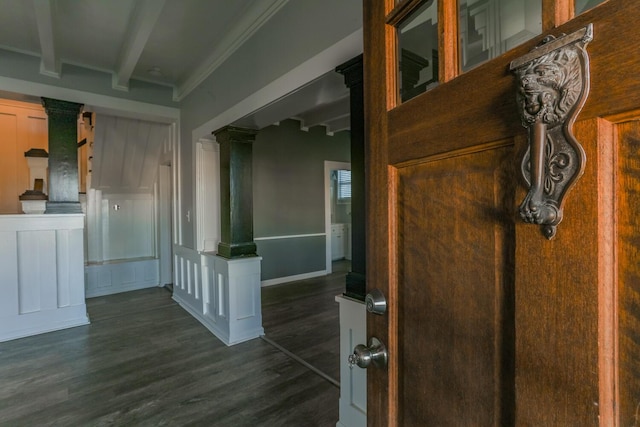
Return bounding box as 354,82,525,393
336,295,367,427
174,253,263,346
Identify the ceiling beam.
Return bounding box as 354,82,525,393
174,0,290,101
112,0,166,91
297,95,350,129
33,0,60,78
324,115,351,135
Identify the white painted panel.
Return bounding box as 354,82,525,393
235,276,255,320
217,273,225,318
0,214,88,342
195,140,220,252
17,230,48,313
0,231,19,316
193,262,200,299
119,263,136,284
144,261,156,282
38,231,58,311
336,296,367,427
67,229,85,306
85,259,159,298
172,245,203,313
98,269,112,287
86,189,103,262
56,229,71,308
103,194,155,260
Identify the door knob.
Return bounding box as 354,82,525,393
348,337,387,369
365,289,387,315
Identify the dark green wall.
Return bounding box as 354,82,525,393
253,119,350,281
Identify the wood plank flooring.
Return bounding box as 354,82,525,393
261,260,348,384
0,263,348,426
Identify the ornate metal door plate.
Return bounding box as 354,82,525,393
510,24,593,239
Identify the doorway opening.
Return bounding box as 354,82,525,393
325,160,352,274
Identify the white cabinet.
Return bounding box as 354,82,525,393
331,223,347,260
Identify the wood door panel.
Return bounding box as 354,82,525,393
396,145,515,425
365,1,640,426
617,121,640,426
387,2,640,166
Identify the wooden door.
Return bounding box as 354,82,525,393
364,0,640,425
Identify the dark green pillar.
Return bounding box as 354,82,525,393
42,98,83,214
336,55,366,301
213,126,258,258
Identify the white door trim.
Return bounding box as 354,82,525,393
325,160,351,274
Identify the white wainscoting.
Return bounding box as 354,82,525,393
172,245,263,346
85,258,160,298
0,214,89,342
336,295,367,427
172,245,203,316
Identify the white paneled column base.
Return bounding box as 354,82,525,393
0,214,89,342
173,251,263,346
336,295,367,427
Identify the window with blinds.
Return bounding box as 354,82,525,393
337,170,351,203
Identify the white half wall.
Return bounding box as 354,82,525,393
172,245,263,346
0,214,89,342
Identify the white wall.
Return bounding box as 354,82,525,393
83,116,177,297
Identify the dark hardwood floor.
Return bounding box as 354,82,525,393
0,262,348,427
261,260,348,384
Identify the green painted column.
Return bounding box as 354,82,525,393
213,126,258,258
336,55,366,301
42,98,83,214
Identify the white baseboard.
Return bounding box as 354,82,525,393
0,306,89,343
261,270,327,287
173,293,263,346
85,258,159,298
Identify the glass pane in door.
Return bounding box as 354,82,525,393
459,0,542,72
575,0,606,14
397,0,439,102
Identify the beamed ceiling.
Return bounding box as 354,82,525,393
0,0,358,133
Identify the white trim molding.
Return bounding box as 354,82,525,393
261,270,326,287
254,232,325,241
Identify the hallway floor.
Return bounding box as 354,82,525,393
261,260,349,384
0,265,348,426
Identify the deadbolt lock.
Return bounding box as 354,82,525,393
365,289,387,315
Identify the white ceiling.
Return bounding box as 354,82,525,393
0,0,354,133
